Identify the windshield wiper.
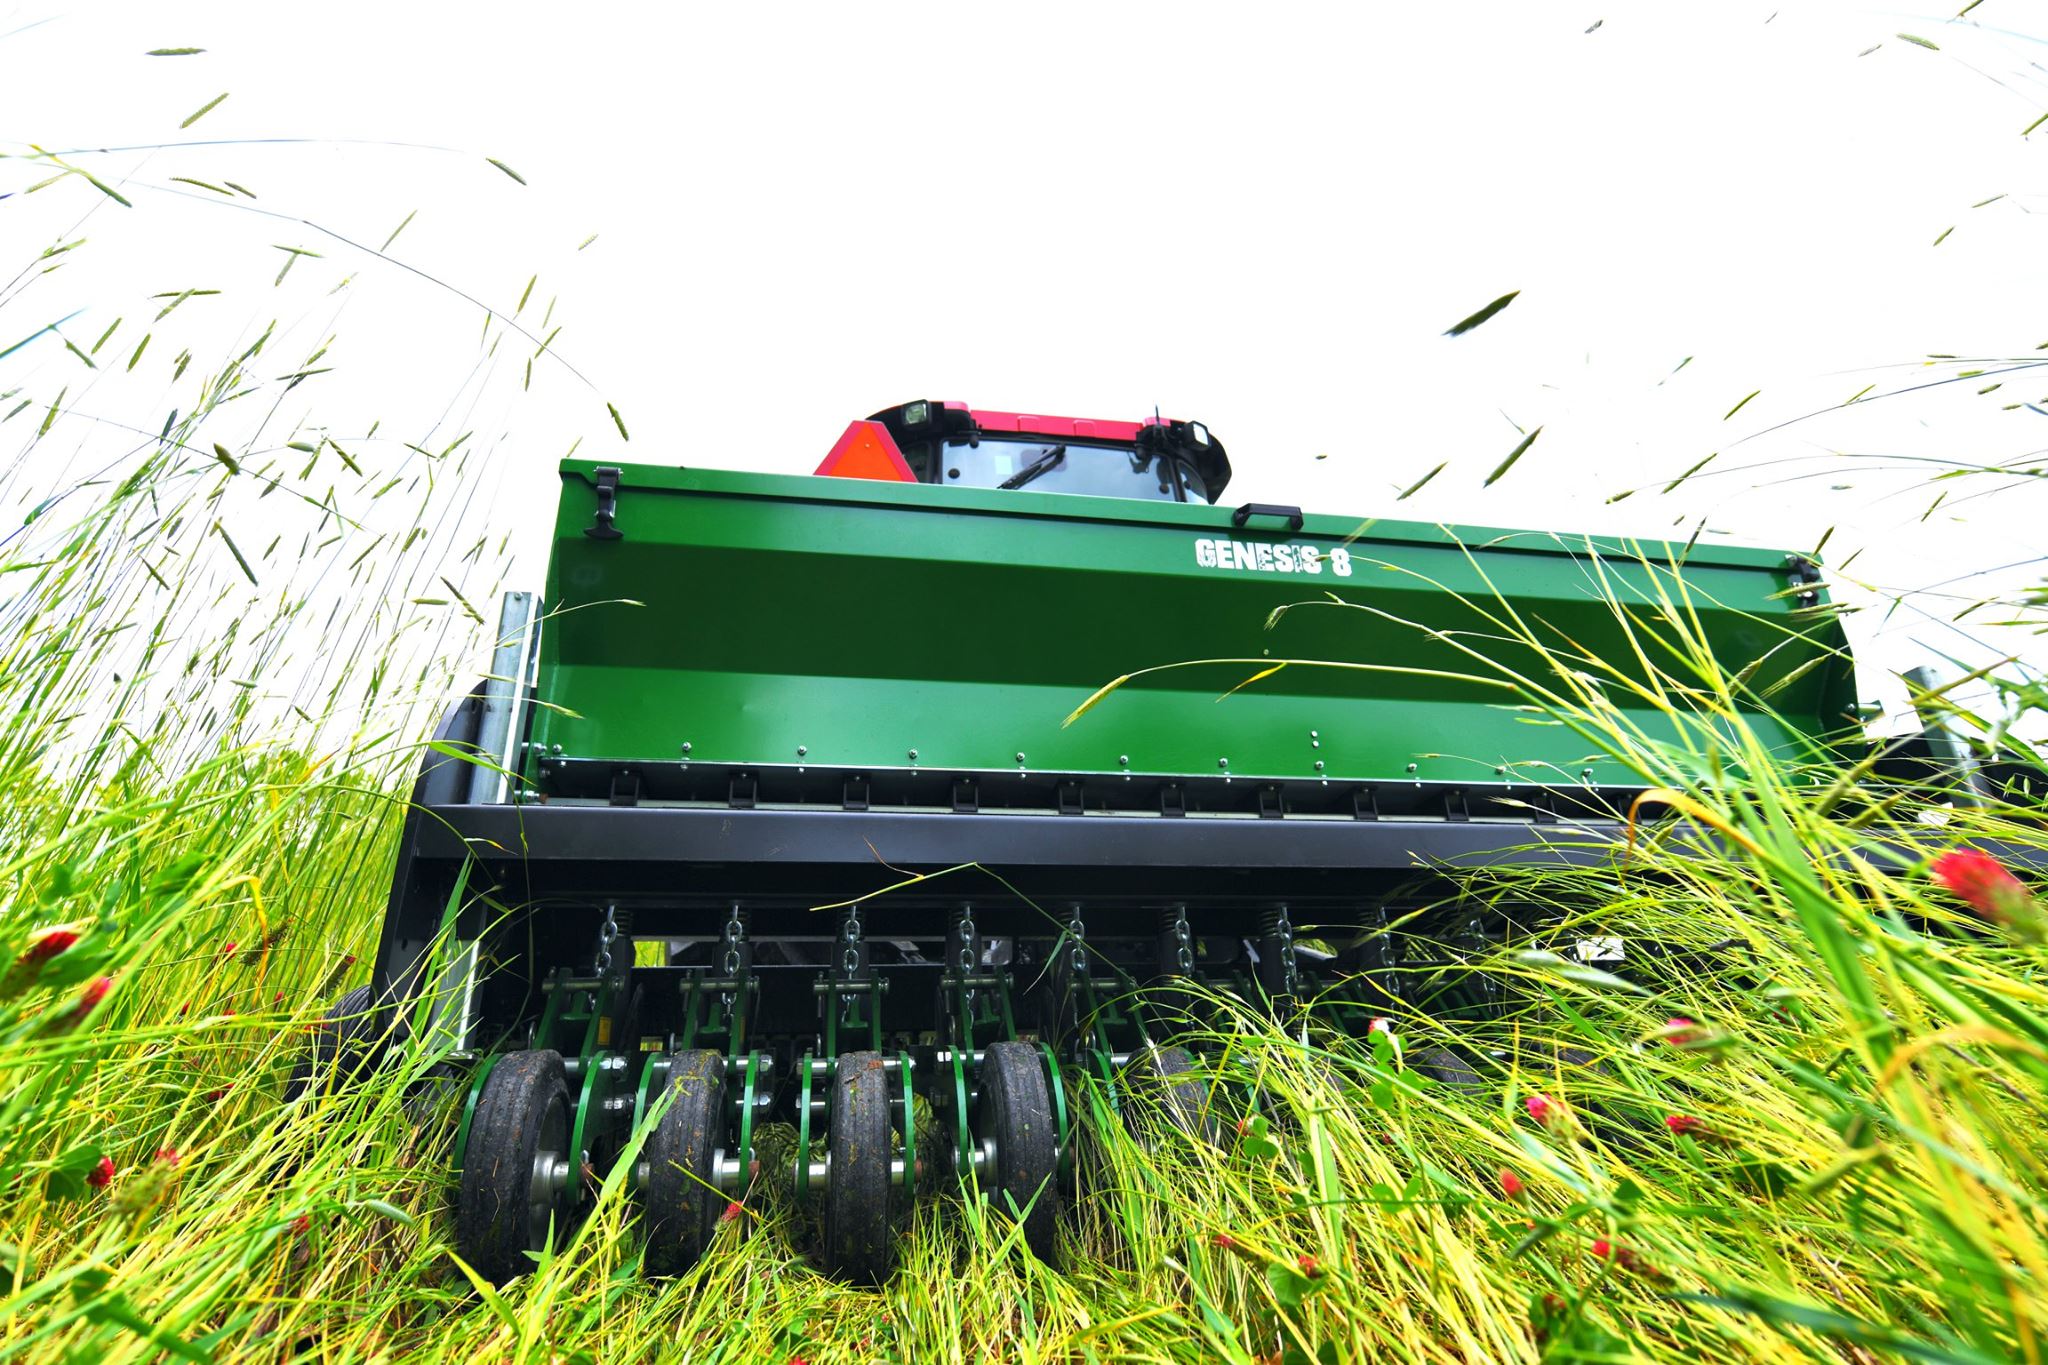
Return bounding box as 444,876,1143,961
997,444,1066,491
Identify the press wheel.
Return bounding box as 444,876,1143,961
644,1049,727,1276
973,1041,1059,1263
283,984,380,1102
823,1050,894,1284
455,1049,574,1283
1408,1045,1484,1092
1145,1045,1223,1144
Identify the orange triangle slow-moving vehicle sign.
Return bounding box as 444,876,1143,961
813,420,916,483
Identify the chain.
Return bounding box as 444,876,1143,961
1170,905,1194,976
840,906,863,979
837,907,865,1026
955,905,979,1029
1277,905,1298,998
723,905,746,978
721,903,748,1021
955,905,978,976
595,903,620,976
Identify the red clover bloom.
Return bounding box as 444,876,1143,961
1933,849,2030,919
20,927,79,967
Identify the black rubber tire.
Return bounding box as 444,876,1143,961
455,1049,573,1283
975,1041,1059,1264
1148,1045,1223,1145
284,984,380,1102
1408,1045,1484,1092
644,1050,726,1277
823,1050,894,1284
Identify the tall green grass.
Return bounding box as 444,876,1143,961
0,342,2042,1362
5,115,2048,1365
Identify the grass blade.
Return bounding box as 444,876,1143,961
1443,290,1520,337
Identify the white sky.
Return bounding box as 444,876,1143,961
4,2,2046,738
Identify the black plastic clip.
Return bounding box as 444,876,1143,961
1783,554,1822,608
1257,785,1285,819
842,776,870,811
951,779,979,813
1160,783,1186,818
1057,781,1085,816
608,770,641,807
1231,502,1306,532
1351,787,1380,821
728,772,758,809
585,466,624,540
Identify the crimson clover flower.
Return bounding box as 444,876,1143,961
1499,1169,1525,1199
87,1156,115,1189
3,926,83,998
1666,1113,1735,1146
1590,1238,1664,1280
44,976,112,1034
1932,849,2037,931
20,927,79,967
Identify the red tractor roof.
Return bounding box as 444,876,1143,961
954,406,1155,443
817,400,1231,502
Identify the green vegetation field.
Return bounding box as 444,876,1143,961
0,330,2043,1364
6,50,2048,1365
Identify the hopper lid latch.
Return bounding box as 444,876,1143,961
1783,553,1821,607
585,466,624,541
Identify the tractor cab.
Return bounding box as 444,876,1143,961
815,400,1231,504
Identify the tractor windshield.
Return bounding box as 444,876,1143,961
936,438,1204,502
